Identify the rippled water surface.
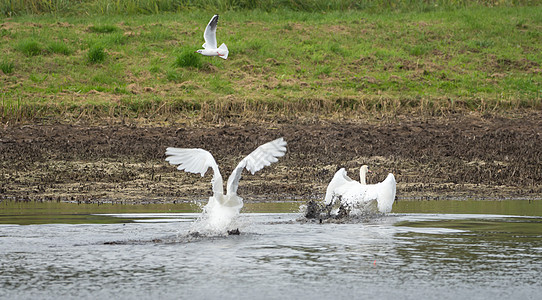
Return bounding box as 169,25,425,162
1,200,541,299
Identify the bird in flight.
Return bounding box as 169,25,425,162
196,14,229,59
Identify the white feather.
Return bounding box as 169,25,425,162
226,138,287,195
165,138,287,228
165,148,216,177
197,15,229,59
203,14,218,49
326,167,396,214
324,168,352,205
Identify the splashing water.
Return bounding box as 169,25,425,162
188,197,243,236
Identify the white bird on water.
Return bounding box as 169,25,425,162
165,138,287,232
324,165,396,214
196,14,229,59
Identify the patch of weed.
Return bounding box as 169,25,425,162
409,44,431,56
17,39,43,56
103,33,128,46
87,44,106,64
47,41,73,55
174,50,202,69
89,24,118,33
0,60,14,74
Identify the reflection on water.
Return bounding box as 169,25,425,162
2,199,540,225
0,200,541,299
394,199,542,216
0,200,300,225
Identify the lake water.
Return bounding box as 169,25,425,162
1,200,541,299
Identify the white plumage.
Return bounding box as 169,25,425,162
196,14,229,59
325,166,396,214
165,138,287,231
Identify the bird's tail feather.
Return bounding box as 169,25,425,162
219,43,228,59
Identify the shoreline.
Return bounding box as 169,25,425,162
1,112,541,204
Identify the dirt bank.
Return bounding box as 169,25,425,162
1,112,541,204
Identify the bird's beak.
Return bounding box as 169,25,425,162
368,170,373,173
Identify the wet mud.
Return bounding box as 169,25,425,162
1,112,541,204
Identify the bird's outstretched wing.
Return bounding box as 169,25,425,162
324,168,354,205
375,173,396,213
203,14,218,49
226,138,287,195
165,148,224,197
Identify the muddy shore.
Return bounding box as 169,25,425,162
1,112,541,204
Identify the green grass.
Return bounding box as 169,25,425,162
1,4,541,123
87,44,106,64
47,41,73,55
16,39,43,56
174,50,203,69
1,0,538,16
0,60,14,74
89,24,119,33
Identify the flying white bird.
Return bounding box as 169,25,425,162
196,14,229,59
325,165,396,214
165,138,287,231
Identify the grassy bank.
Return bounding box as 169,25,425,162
2,0,539,16
1,4,541,123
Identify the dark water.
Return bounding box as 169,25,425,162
0,200,541,299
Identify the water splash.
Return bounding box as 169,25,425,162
300,199,386,223
188,197,243,236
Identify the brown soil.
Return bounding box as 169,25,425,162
1,112,541,204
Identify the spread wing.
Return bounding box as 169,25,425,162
165,147,224,197
226,138,287,195
324,168,354,205
375,173,396,213
203,14,218,49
